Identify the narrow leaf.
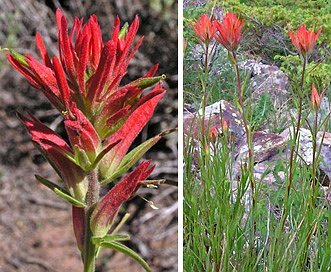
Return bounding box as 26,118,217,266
101,134,161,185
54,188,86,208
91,234,130,245
99,241,151,272
35,175,86,208
132,75,166,90
8,49,28,66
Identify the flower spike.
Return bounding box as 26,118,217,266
8,9,170,270
215,12,245,51
190,14,218,46
288,25,321,60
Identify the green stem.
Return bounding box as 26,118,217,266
232,49,256,254
274,57,307,261
287,58,306,196
83,170,100,272
200,41,210,149
311,108,318,194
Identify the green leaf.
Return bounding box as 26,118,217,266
73,145,92,171
227,50,237,65
100,134,161,185
89,139,121,170
91,234,130,245
133,75,166,89
35,175,86,208
5,48,29,66
98,240,151,272
101,128,177,185
119,22,129,39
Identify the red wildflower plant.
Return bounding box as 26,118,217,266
215,12,244,52
190,14,218,46
288,25,321,60
8,8,171,271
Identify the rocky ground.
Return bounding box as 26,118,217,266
0,1,178,271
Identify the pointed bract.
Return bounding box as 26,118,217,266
310,84,327,111
65,103,101,162
90,161,155,237
18,112,88,201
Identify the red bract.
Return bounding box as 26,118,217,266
99,85,165,180
215,12,244,51
310,85,327,111
17,112,88,201
90,160,155,237
209,127,217,143
8,9,166,141
288,25,321,59
65,103,101,163
190,14,218,46
94,65,163,139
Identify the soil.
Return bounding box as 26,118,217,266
0,1,178,271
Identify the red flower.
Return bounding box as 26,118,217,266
7,9,144,114
90,160,155,237
190,14,218,45
310,84,327,111
17,112,88,201
8,9,166,140
215,12,244,51
209,127,218,143
288,25,321,59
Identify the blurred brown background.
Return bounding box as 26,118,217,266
0,0,178,271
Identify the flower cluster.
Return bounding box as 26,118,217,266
190,12,245,52
190,14,218,46
288,25,321,60
8,9,167,264
191,12,323,109
191,12,321,59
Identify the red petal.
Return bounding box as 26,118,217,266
36,33,52,68
86,40,116,104
53,55,71,109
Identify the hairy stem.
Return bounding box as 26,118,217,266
83,170,100,272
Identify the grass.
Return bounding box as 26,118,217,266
184,124,331,271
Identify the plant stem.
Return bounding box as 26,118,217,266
200,41,210,149
287,58,306,197
231,49,256,253
83,170,100,272
275,57,307,258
